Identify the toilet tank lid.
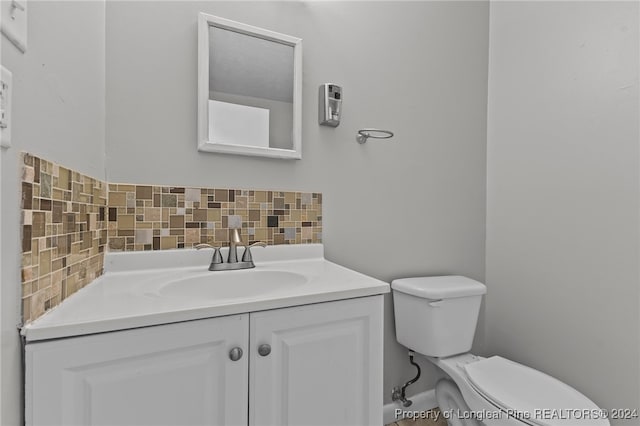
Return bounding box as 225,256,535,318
391,276,486,299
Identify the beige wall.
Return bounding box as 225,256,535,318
486,2,639,422
105,0,489,403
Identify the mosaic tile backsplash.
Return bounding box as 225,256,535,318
21,153,322,324
106,185,322,251
21,154,108,324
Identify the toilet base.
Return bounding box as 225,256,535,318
436,379,481,426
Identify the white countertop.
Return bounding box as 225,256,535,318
22,244,389,342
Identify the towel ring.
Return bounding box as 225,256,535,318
356,129,394,144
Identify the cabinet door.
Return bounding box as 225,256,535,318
250,296,383,426
26,315,249,426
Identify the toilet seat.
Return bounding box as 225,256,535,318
463,356,609,426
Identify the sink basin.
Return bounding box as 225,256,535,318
157,270,308,300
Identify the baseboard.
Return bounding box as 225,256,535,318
382,389,437,425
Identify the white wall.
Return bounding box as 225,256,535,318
210,91,294,150
105,1,489,403
486,1,639,421
0,2,105,424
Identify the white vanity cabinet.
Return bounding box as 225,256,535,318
25,296,383,426
250,296,383,426
25,314,250,426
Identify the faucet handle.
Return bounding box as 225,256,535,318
195,243,223,264
195,243,217,250
241,242,267,263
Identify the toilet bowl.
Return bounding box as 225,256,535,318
391,276,610,426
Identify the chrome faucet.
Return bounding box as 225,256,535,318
227,227,243,263
196,228,266,271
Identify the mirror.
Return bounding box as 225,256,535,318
198,13,302,160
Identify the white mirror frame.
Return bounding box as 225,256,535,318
197,13,303,160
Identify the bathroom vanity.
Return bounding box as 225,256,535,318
22,245,388,426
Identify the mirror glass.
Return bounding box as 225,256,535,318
198,14,302,159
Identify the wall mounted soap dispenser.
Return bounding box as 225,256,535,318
318,83,342,127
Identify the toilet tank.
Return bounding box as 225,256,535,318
391,276,486,357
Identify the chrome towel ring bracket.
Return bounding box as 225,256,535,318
356,128,394,144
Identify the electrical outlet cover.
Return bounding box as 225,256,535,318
1,65,12,148
1,0,28,53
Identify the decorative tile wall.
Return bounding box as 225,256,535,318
20,153,323,324
107,185,322,251
20,154,108,324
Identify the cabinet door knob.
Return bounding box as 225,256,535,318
258,344,271,357
229,347,243,361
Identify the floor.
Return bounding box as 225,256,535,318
386,408,449,426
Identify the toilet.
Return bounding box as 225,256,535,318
391,276,610,426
